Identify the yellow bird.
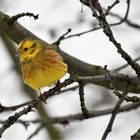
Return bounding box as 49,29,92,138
18,38,68,89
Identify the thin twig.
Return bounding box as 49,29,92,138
114,56,140,71
8,12,39,24
104,0,140,30
27,125,44,140
63,0,137,41
53,28,71,45
105,0,120,15
65,26,100,39
124,0,130,20
102,98,126,140
0,101,33,113
0,103,35,138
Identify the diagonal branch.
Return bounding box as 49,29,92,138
27,125,44,140
1,11,140,93
88,0,140,76
105,0,120,15
0,85,79,113
0,78,75,138
0,11,106,77
101,67,129,139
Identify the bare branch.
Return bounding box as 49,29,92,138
1,10,140,94
27,125,43,140
113,91,140,103
114,56,140,72
0,102,139,125
103,66,140,103
76,74,140,94
0,101,32,113
0,78,75,138
88,0,140,76
105,0,120,15
8,12,39,24
124,0,130,20
102,66,129,140
0,85,79,113
78,81,90,118
53,28,71,45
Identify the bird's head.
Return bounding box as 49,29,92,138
18,38,43,63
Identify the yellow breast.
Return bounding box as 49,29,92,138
21,49,67,89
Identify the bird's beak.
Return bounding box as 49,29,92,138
15,50,19,58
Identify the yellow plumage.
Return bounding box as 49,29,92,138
18,38,68,89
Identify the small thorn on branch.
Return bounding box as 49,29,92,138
8,12,39,25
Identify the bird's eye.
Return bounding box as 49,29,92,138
24,47,28,51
